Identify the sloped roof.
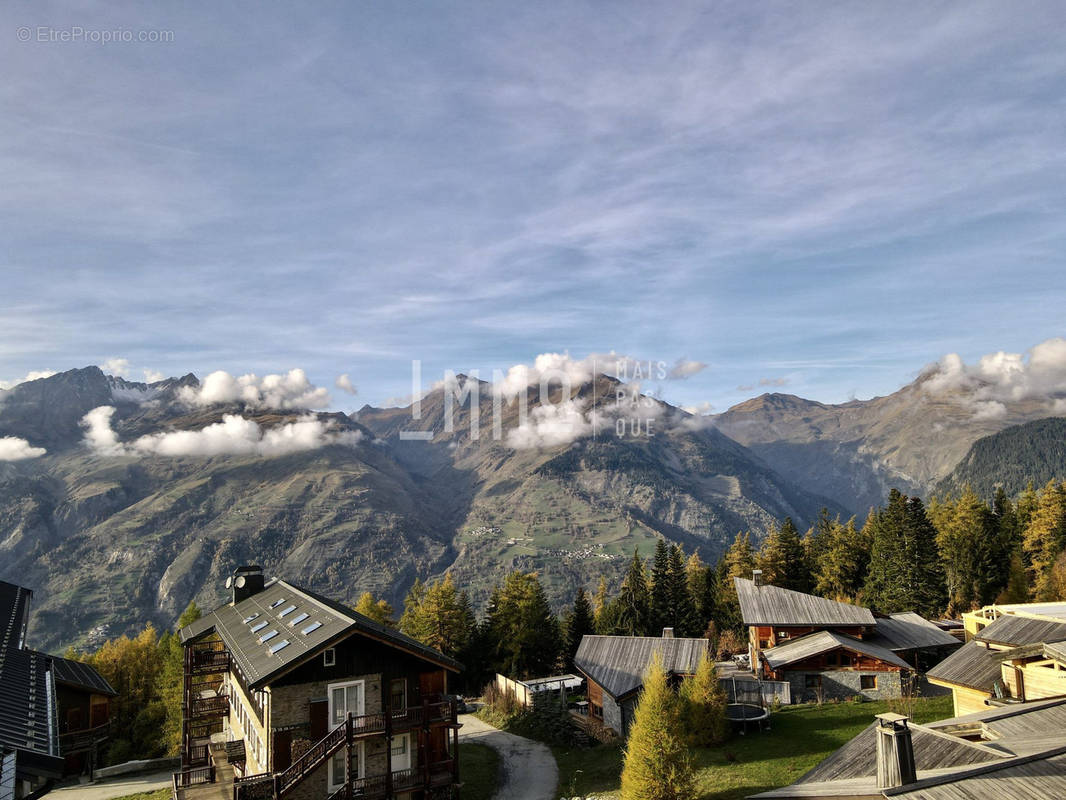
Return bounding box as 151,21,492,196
870,613,960,651
975,614,1066,647
925,640,1046,692
761,630,911,671
885,747,1066,799
181,579,460,689
30,651,117,697
1045,640,1066,663
734,577,875,627
798,721,1006,784
574,635,708,699
0,581,63,776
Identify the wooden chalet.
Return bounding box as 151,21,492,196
0,580,116,799
574,629,708,735
174,566,462,800
927,609,1066,716
734,573,958,702
750,696,1066,799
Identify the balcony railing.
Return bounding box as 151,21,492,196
185,694,229,720
173,764,216,792
59,721,111,754
190,641,230,674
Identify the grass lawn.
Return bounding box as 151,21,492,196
552,695,954,800
460,741,501,800
110,790,170,800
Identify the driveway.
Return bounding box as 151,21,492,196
45,770,173,800
459,713,558,800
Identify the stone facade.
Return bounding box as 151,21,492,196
785,669,904,703
271,672,383,728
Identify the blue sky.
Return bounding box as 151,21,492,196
2,1,1065,413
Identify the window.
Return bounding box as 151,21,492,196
278,605,297,618
390,733,411,770
804,674,822,689
290,612,309,626
860,675,877,690
270,598,286,608
259,629,278,643
328,742,364,792
304,621,323,635
268,639,290,654
840,653,853,667
243,613,260,624
776,630,792,640
323,647,336,666
250,621,268,633
390,679,407,712
329,680,364,727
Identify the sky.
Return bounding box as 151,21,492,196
2,1,1065,414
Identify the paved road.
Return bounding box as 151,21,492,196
459,714,558,800
46,770,173,800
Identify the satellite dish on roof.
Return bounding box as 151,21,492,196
235,576,246,588
226,576,233,589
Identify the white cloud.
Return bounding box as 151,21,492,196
81,406,126,456
1053,398,1066,416
683,401,715,416
0,370,57,390
335,374,357,395
80,405,363,458
101,357,131,377
0,436,46,460
759,377,790,387
507,398,593,449
143,368,166,383
667,359,707,380
179,368,331,410
922,338,1066,417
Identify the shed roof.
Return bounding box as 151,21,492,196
761,630,911,671
974,613,1066,647
1045,640,1066,663
181,578,460,690
870,613,960,652
734,577,875,627
30,651,117,697
574,635,708,699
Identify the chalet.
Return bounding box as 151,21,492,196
734,573,958,702
927,608,1066,715
0,581,116,799
174,566,462,800
750,696,1066,798
574,629,708,735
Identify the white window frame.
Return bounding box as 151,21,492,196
328,679,365,728
390,732,411,771
323,647,336,667
327,741,365,793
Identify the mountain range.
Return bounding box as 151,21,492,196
1,362,1064,651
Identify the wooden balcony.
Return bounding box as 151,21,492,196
190,641,230,675
59,721,111,754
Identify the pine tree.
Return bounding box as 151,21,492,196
667,545,697,636
484,571,560,678
650,539,672,633
814,516,868,600
354,591,396,626
620,653,695,800
679,654,728,747
716,532,756,631
613,549,652,637
1023,480,1066,599
685,552,716,634
863,490,946,616
399,574,471,658
932,488,1000,614
564,587,595,671
757,517,807,591
997,548,1032,604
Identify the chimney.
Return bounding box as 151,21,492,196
662,627,675,639
227,565,265,605
752,569,764,587
875,713,917,789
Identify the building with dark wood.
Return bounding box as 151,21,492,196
174,566,462,800
749,696,1066,798
573,629,708,736
735,573,958,702
0,580,116,799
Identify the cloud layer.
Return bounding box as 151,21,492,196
81,406,362,458
178,369,332,410
0,436,47,461
0,370,57,391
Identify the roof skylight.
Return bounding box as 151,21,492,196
250,621,268,633
259,630,278,643
243,613,260,624
301,621,322,635
278,605,297,618
290,612,309,626
268,639,290,655
270,598,285,608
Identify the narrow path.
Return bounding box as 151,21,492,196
45,770,173,800
459,713,559,800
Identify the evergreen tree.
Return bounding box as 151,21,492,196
814,516,869,600
484,571,560,678
757,517,807,591
997,547,1032,604
932,488,1000,614
563,587,595,671
666,545,697,636
679,654,728,747
804,508,835,585
1023,480,1066,600
684,552,717,634
620,653,695,800
592,575,610,625
863,490,946,616
650,539,672,633
612,549,651,636
716,531,756,630
399,574,472,658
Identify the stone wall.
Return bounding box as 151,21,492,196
602,692,623,735
785,670,904,703
271,672,382,729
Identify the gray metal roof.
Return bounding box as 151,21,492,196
734,577,875,627
761,630,912,671
885,747,1066,799
923,640,1045,692
181,579,460,689
974,613,1066,647
870,613,961,652
0,581,63,774
798,721,1006,784
30,651,117,697
574,635,709,699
